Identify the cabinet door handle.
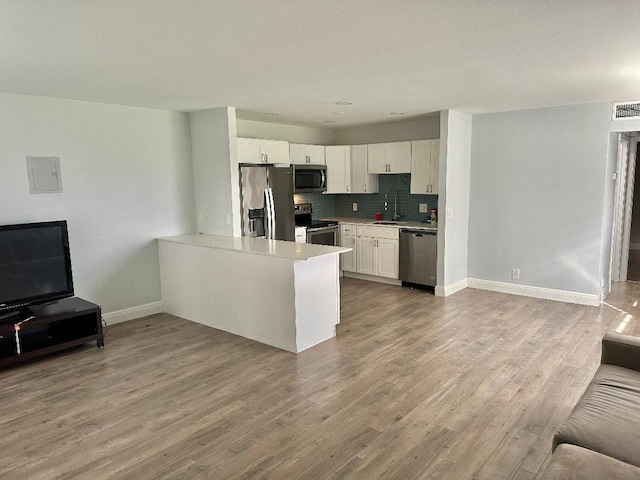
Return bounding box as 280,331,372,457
346,185,349,192
364,185,367,192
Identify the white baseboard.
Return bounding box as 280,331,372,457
467,278,600,307
435,278,468,297
343,271,402,286
102,301,164,325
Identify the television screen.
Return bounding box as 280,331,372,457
0,221,74,311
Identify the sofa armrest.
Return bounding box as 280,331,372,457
601,332,640,372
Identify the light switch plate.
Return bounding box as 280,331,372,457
352,203,358,212
419,203,428,213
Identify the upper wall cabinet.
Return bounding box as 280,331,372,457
290,143,325,165
237,138,290,164
367,141,411,174
350,144,379,194
325,146,351,193
410,139,440,194
325,145,379,194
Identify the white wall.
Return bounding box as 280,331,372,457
437,110,472,290
332,117,440,145
468,103,612,296
0,92,195,314
236,119,333,144
191,107,241,236
611,118,640,133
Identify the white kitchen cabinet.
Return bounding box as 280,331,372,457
237,138,289,164
327,145,378,194
367,143,388,174
388,141,412,173
339,224,357,272
350,144,379,193
356,225,399,279
411,139,440,194
290,144,325,165
430,140,440,194
325,146,351,193
367,141,411,174
356,236,376,276
237,138,265,164
377,238,399,278
262,140,289,164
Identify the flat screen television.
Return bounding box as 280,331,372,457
0,220,74,315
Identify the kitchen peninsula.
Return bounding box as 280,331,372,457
157,234,351,353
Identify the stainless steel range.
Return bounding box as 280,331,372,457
294,203,339,246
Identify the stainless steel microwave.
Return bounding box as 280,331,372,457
293,165,327,193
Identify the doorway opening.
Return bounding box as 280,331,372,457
611,132,640,283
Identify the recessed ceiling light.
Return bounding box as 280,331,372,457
333,111,345,115
390,111,405,115
264,112,280,116
335,101,352,106
324,120,338,123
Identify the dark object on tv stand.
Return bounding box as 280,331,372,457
0,297,104,369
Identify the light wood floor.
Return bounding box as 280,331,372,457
1,279,639,480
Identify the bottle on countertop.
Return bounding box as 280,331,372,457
430,209,437,224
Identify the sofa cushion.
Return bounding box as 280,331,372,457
541,444,640,480
553,365,640,467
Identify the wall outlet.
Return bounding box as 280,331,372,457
352,202,358,212
447,208,454,218
511,268,520,280
419,203,428,213
197,212,204,223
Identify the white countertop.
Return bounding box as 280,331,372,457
158,234,351,260
322,217,438,231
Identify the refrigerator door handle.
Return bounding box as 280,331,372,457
264,187,275,240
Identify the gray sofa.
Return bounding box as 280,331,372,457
541,333,640,479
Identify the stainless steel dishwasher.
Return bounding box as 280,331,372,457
399,229,437,287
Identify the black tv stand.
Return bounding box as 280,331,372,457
0,297,103,369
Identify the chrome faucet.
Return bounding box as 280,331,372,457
384,190,400,221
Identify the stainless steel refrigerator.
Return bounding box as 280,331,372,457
239,165,295,241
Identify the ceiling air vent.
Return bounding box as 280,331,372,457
613,101,640,120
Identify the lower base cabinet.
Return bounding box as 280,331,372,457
339,224,357,272
376,238,399,278
355,226,399,279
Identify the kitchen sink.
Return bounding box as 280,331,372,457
373,221,400,225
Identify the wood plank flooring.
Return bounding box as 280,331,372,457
1,279,639,479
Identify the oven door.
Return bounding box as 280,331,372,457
294,165,327,193
306,226,338,246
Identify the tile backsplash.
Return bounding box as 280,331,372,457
294,174,439,222
293,192,335,219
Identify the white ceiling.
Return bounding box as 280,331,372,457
1,1,639,127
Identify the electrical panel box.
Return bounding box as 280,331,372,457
26,156,63,194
